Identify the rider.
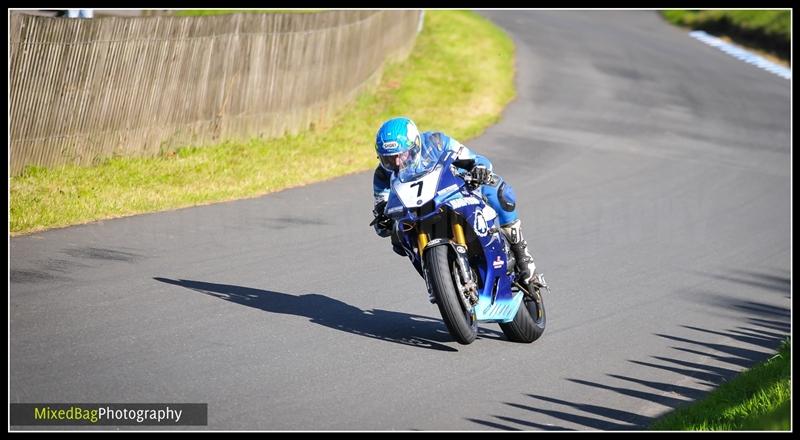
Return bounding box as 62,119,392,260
371,116,546,289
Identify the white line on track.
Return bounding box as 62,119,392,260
689,30,791,80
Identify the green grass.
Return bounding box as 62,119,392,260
10,11,515,235
660,10,790,62
649,338,791,431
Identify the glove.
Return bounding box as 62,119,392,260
373,216,393,238
370,200,392,237
471,165,492,185
373,200,387,215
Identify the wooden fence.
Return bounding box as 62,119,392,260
9,10,423,175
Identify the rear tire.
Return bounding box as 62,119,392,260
499,284,546,343
425,245,477,345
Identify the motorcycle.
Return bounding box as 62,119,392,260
371,144,547,345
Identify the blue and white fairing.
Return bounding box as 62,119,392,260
383,147,523,323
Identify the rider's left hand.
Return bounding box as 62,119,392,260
471,165,492,185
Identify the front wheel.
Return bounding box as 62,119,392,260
499,284,546,343
425,245,478,345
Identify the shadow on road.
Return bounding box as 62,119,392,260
154,277,504,352
698,269,791,298
467,268,790,430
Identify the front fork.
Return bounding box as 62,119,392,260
417,231,429,254
415,213,466,257
450,220,479,312
452,222,467,247
417,214,478,307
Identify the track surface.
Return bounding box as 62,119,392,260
10,11,791,430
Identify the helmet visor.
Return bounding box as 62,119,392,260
379,152,402,172
379,146,419,174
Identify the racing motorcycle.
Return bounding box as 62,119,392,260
371,144,547,345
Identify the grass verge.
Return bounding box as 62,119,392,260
10,11,515,235
649,338,791,431
660,10,790,63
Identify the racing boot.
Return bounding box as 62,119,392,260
501,219,545,290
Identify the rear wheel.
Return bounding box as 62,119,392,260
499,283,546,343
425,245,477,344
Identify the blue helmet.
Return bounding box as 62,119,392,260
375,117,422,172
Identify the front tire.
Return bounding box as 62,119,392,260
425,245,477,345
499,284,546,343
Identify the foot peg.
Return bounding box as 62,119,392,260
531,272,550,294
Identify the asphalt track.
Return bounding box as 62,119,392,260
10,11,791,430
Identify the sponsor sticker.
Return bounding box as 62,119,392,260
492,255,504,269
447,196,481,210
482,205,497,221
474,209,489,237
427,238,444,247
437,184,459,196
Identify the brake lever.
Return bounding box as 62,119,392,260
461,172,485,191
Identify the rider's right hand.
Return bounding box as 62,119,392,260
374,218,392,237
372,200,387,218
371,200,392,237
